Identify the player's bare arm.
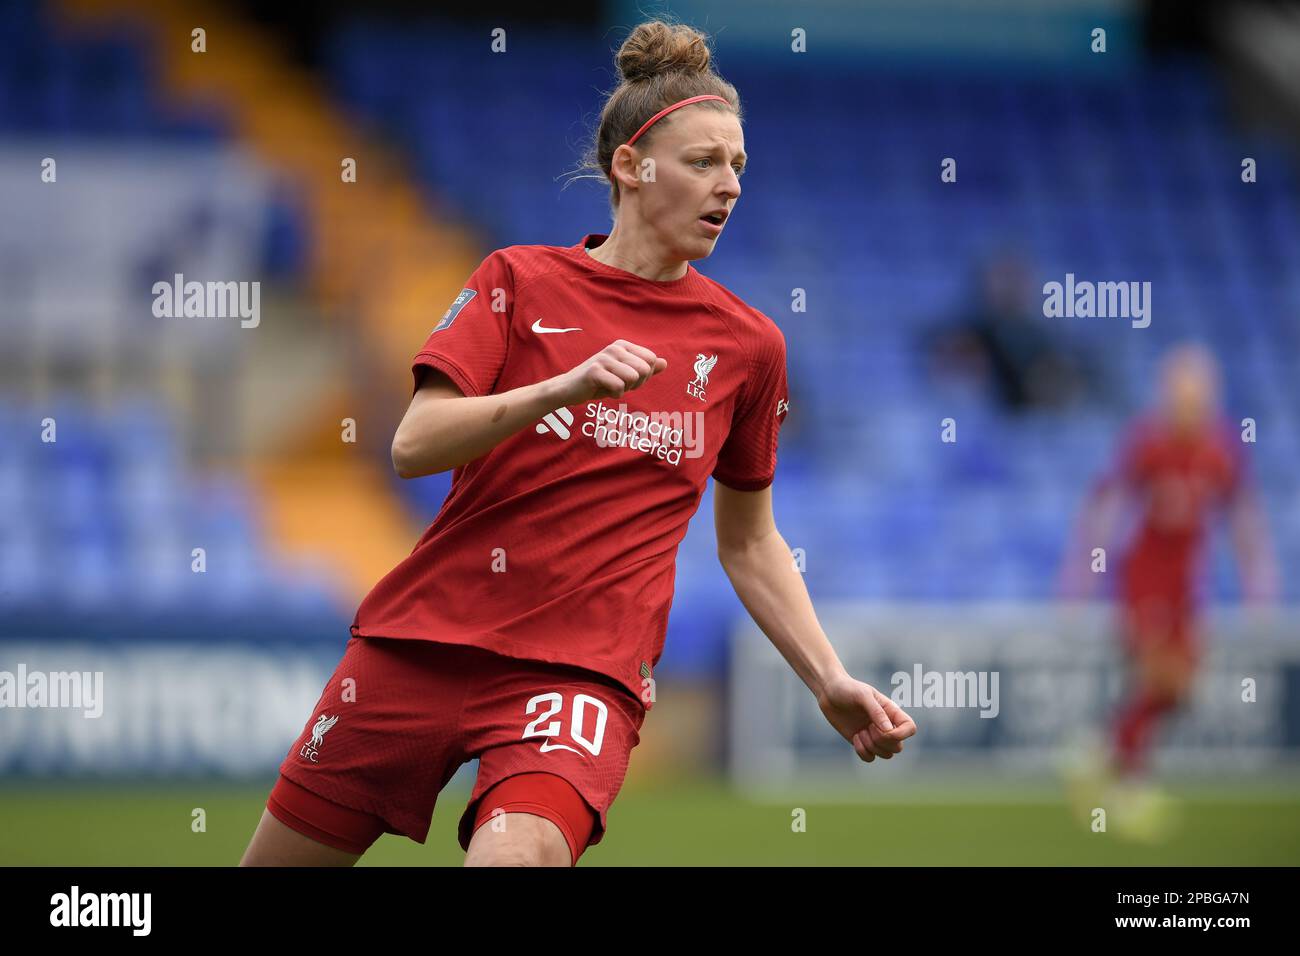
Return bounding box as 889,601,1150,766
391,340,667,478
1056,462,1130,599
713,482,917,762
1228,489,1280,602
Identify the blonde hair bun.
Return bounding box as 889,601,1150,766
616,20,712,83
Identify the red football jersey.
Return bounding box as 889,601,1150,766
1113,413,1244,595
350,233,790,707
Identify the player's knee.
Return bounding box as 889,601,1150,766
466,843,546,867
466,840,556,867
466,814,572,867
1168,659,1194,691
1167,676,1194,708
1151,673,1188,710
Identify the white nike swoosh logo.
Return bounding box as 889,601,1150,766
538,740,583,755
532,318,582,334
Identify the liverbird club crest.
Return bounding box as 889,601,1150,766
299,713,339,763
687,353,717,401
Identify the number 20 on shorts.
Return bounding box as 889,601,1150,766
522,692,608,756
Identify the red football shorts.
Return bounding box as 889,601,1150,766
268,636,645,865
1119,565,1199,666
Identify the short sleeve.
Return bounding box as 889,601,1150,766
412,250,514,397
711,323,790,491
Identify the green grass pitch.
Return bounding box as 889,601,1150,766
2,778,1298,865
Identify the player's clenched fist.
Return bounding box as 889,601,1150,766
553,339,667,405
815,675,917,764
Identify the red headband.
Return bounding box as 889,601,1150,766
625,94,730,146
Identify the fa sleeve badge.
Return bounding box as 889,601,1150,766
433,288,478,333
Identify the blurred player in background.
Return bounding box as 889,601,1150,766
1060,342,1278,841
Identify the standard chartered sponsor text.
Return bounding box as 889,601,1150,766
582,401,704,464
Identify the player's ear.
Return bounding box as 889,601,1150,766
610,144,639,193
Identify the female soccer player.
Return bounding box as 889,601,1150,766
240,19,916,867
1062,343,1277,838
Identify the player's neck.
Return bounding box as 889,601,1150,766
587,227,688,282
